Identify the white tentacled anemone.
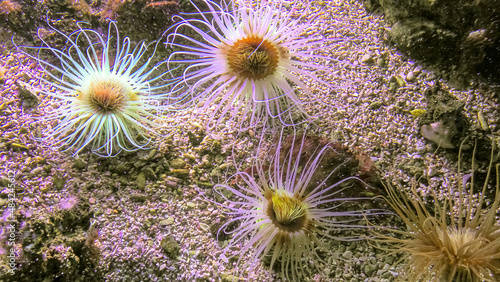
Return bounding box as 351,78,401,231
17,21,176,157
166,0,327,130
211,126,383,280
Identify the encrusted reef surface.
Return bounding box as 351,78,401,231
0,0,204,45
361,0,500,87
1,195,102,281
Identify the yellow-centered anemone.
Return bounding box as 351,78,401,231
211,126,384,281
267,189,309,233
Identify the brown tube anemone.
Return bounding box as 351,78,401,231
373,141,500,281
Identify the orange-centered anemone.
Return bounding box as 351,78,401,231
79,77,138,113
225,36,281,80
16,21,176,156
167,0,327,130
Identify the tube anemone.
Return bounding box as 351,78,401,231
16,21,176,157
166,0,329,131
373,141,500,281
211,126,384,280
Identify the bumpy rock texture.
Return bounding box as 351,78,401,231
362,0,500,86
0,0,206,46
0,196,102,282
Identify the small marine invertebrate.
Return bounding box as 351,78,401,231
0,0,21,15
58,195,79,210
212,127,382,280
166,0,326,130
374,141,500,281
16,21,175,156
101,0,124,21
